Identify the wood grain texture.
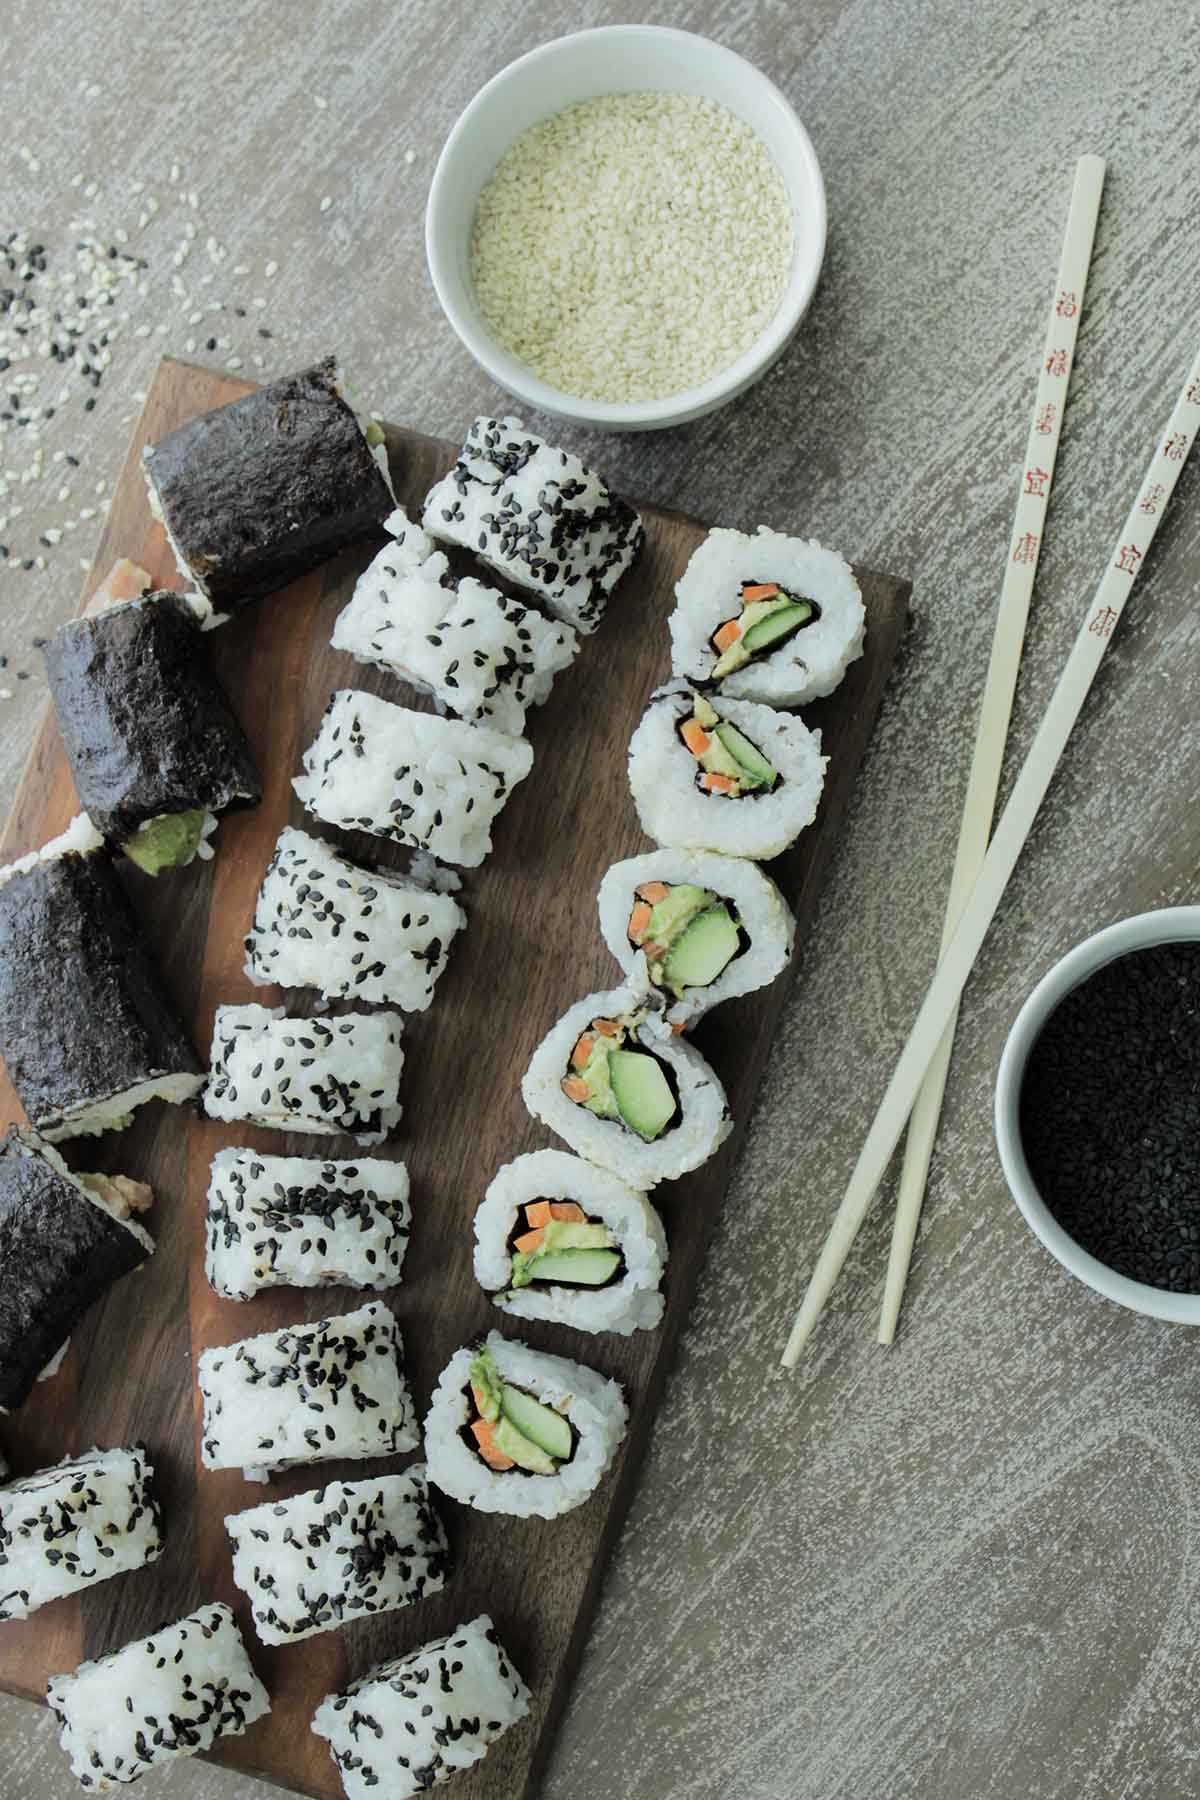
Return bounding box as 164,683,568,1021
0,357,909,1798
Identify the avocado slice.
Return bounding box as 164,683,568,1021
661,904,740,991
491,1413,557,1474
500,1385,572,1461
713,721,778,788
124,808,209,875
572,1035,620,1122
467,1349,503,1423
693,693,719,729
609,1048,675,1141
741,599,813,652
515,1248,622,1288
540,1220,613,1253
644,883,712,946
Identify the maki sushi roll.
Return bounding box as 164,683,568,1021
244,826,466,1011
628,682,827,861
142,357,394,611
669,528,865,705
205,1146,411,1300
0,1128,154,1413
424,1333,627,1519
225,1467,448,1646
474,1149,666,1337
203,1004,404,1143
0,1444,163,1622
0,825,204,1139
294,690,533,869
598,849,796,1028
47,1602,269,1786
521,969,732,1188
198,1300,417,1480
422,415,644,635
331,505,578,736
42,590,261,874
311,1613,530,1800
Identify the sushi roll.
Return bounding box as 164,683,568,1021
205,1146,411,1300
198,1300,417,1480
225,1467,448,1646
244,826,466,1011
0,1445,163,1622
521,969,732,1188
311,1613,530,1800
424,1332,627,1519
294,690,533,869
142,357,394,611
0,1128,154,1413
669,528,865,705
474,1149,666,1337
42,590,261,874
598,850,796,1028
47,1602,269,1787
627,681,827,861
331,505,578,735
0,826,204,1139
203,1003,404,1143
422,415,643,635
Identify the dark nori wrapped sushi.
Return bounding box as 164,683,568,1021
0,1127,153,1412
0,841,204,1140
142,357,395,611
43,592,262,874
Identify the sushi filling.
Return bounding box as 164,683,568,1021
333,366,396,499
505,1200,624,1294
559,1015,681,1142
678,694,778,797
626,880,746,996
710,581,818,680
464,1348,576,1475
124,807,217,875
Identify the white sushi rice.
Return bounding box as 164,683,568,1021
294,690,533,869
0,812,103,889
597,848,796,1028
198,1300,417,1480
47,1601,269,1787
0,1445,163,1623
244,826,466,1011
627,681,828,861
669,527,865,705
423,416,643,635
311,1612,530,1800
204,1147,411,1300
521,968,732,1188
332,506,578,735
474,1149,666,1336
203,1003,404,1144
225,1467,448,1646
424,1330,627,1520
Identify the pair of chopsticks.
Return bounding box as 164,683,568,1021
782,155,1200,1367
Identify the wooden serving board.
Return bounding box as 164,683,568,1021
0,358,910,1798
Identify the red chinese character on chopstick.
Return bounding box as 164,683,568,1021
1187,378,1200,405
1023,466,1050,497
1055,291,1079,317
1114,543,1142,575
1139,482,1166,515
1035,403,1058,435
1088,605,1119,637
1163,432,1189,460
1011,531,1039,565
1045,349,1069,376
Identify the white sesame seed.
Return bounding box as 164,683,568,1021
319,196,333,213
313,95,328,110
264,260,278,279
404,149,415,166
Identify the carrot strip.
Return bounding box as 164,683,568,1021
640,940,667,963
713,620,741,652
701,772,737,794
681,718,711,757
636,881,671,904
628,900,652,941
526,1200,586,1228
571,1033,595,1069
513,1228,544,1254
471,1418,515,1471
592,1017,621,1037
741,582,779,601
561,1075,590,1103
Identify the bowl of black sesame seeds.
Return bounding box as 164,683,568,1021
996,908,1200,1321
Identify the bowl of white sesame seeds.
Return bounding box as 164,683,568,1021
425,26,825,431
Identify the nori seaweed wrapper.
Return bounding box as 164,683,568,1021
0,1128,150,1412
143,357,395,610
0,850,203,1138
42,593,262,844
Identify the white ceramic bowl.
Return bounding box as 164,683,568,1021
425,25,826,431
995,906,1200,1323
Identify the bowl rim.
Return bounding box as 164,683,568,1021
424,24,827,430
995,905,1200,1323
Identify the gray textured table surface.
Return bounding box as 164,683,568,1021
5,1,1200,1796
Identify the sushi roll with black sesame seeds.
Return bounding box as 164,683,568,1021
202,1003,404,1143
293,690,533,869
0,825,205,1140
197,1300,417,1481
142,357,394,612
312,1612,530,1800
42,590,261,875
244,826,466,1011
0,1444,163,1622
205,1146,411,1300
225,1466,448,1647
46,1602,270,1787
422,416,643,635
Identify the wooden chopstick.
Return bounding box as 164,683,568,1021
876,155,1107,1347
782,342,1200,1368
